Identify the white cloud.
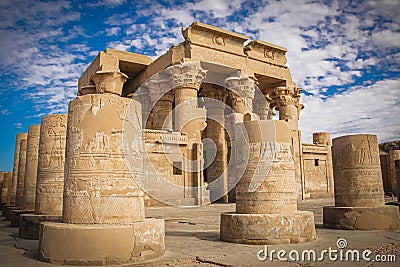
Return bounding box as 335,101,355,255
106,27,121,36
299,79,400,143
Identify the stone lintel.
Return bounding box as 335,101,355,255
244,40,287,66
182,21,248,56
323,206,400,230
220,211,316,245
39,219,165,265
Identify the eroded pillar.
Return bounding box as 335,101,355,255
19,115,67,239
323,134,400,230
220,120,316,244
39,71,165,265
23,124,41,210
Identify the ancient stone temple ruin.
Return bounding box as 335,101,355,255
77,22,334,207
5,22,398,265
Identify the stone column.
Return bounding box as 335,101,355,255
39,70,165,265
166,63,207,204
202,85,229,203
323,134,400,230
271,85,304,199
169,62,207,141
9,133,27,205
23,124,41,210
15,138,28,208
19,115,67,240
220,120,316,244
36,114,67,215
1,172,12,206
313,132,334,197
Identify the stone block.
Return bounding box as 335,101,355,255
323,205,400,230
19,214,62,240
39,219,165,265
220,211,316,245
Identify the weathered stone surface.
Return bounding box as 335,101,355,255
62,94,144,224
324,134,399,230
221,211,316,244
39,219,165,265
332,134,385,207
22,124,41,210
39,93,165,265
35,114,67,215
15,139,27,207
220,120,316,244
10,133,27,205
236,120,297,214
323,206,400,230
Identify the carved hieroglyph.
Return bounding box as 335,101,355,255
15,138,27,207
332,134,385,207
23,124,41,210
35,114,67,215
1,172,12,205
10,133,27,205
62,94,144,224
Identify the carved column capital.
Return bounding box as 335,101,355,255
166,62,207,90
224,75,256,110
91,70,128,96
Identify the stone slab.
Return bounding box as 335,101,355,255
9,210,34,227
220,211,316,245
39,218,165,265
19,214,62,240
323,205,400,230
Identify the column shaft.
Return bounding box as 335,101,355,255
15,139,27,207
23,124,41,210
10,133,27,205
35,114,67,215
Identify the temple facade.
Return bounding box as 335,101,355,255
78,22,334,205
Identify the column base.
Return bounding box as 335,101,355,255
220,211,316,245
2,204,16,215
323,206,400,230
10,209,34,227
19,214,62,239
39,218,165,265
4,206,20,220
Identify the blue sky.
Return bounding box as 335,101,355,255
0,0,399,171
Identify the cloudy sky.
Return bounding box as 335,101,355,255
0,0,399,171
